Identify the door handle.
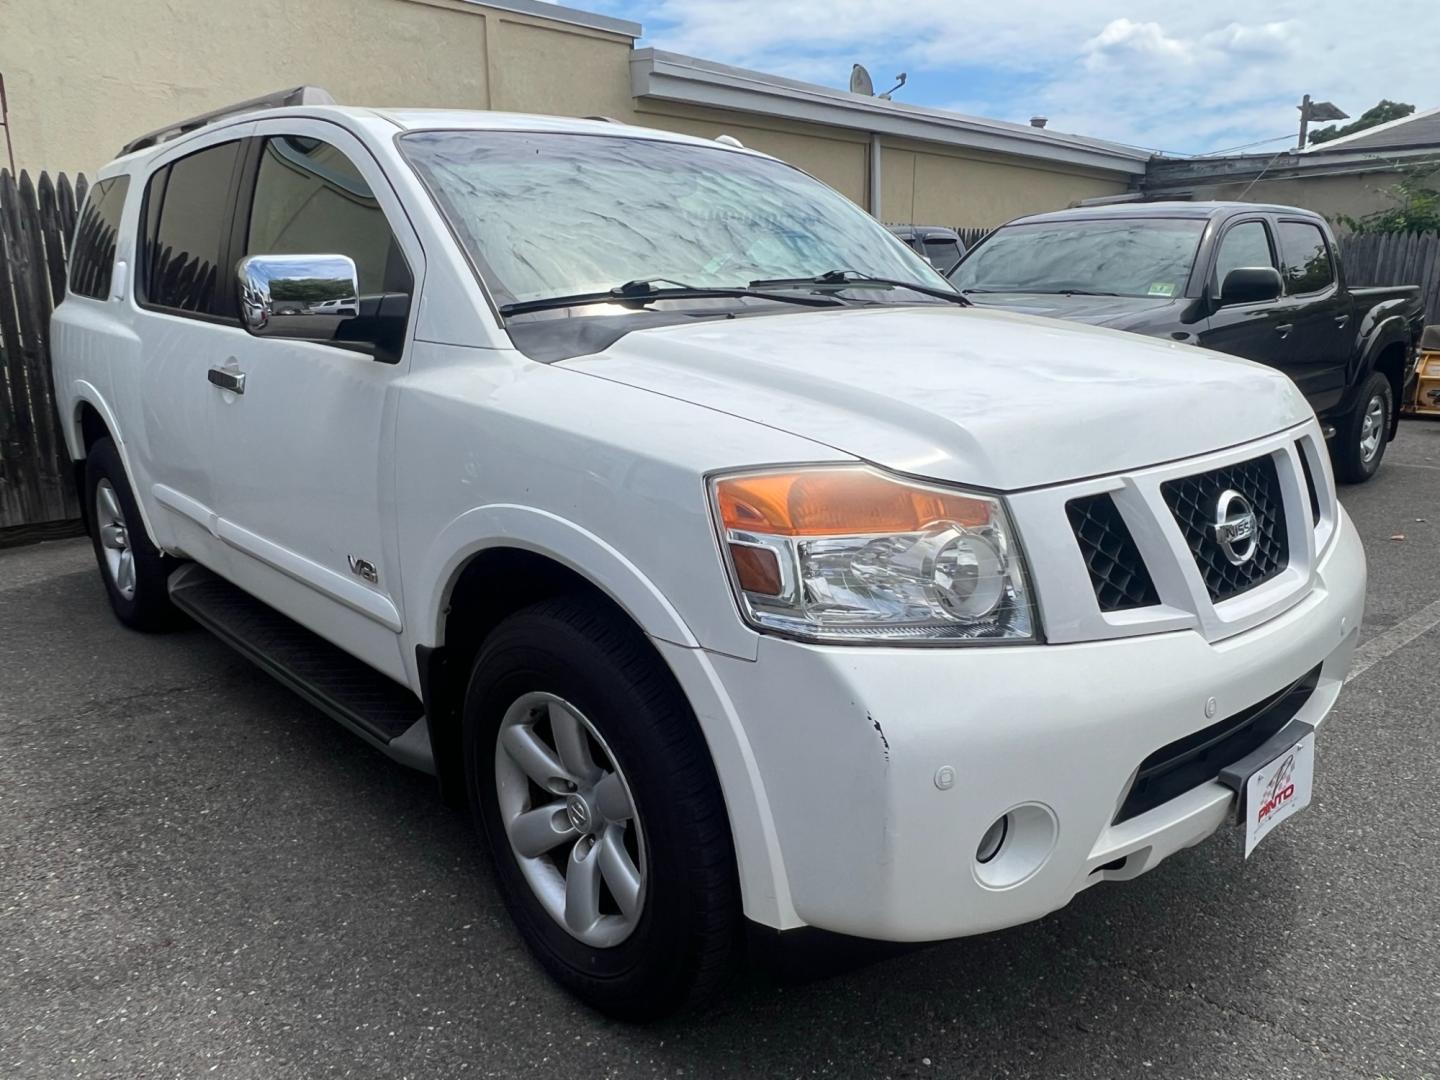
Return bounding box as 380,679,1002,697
1334,314,1351,329
207,367,246,395
1275,323,1293,338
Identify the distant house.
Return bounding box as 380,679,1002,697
1140,106,1440,223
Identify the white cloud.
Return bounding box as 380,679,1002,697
1082,19,1194,71
630,0,1439,154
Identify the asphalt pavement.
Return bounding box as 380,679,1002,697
3,425,1440,1080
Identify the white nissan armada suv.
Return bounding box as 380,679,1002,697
52,90,1366,1019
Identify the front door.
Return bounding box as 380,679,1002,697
205,120,422,680
1198,217,1292,372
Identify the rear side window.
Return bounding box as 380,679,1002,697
1276,221,1335,294
922,238,962,273
1213,221,1275,297
69,177,130,300
245,135,409,297
140,140,242,316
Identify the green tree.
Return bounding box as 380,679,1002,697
1309,99,1414,145
1337,166,1440,235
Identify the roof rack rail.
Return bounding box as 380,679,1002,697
119,86,336,157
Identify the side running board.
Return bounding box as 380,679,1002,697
167,563,434,774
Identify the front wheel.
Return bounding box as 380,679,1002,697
84,438,181,630
463,597,742,1020
1332,372,1393,484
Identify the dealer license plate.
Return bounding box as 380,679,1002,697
1243,734,1315,858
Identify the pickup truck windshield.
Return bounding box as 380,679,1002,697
399,130,949,308
952,218,1206,299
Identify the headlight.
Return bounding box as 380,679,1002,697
711,466,1038,644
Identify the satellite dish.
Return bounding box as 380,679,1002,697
850,64,875,96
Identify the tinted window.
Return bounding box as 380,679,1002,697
1214,221,1275,298
1277,221,1334,294
69,177,130,300
951,218,1204,299
922,238,962,273
142,140,241,315
246,136,408,297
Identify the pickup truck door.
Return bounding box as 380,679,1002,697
1273,218,1350,414
204,121,422,681
1197,216,1294,368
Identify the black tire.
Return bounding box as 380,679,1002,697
84,437,181,630
1332,371,1393,484
463,596,742,1020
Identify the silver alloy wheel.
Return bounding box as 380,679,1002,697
495,691,647,947
1359,393,1387,463
95,479,136,600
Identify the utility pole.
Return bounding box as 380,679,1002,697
1297,95,1349,150
0,73,15,175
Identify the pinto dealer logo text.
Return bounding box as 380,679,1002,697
1256,752,1298,823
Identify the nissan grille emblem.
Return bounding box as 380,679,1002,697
1212,489,1258,566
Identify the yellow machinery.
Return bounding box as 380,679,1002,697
1407,326,1440,417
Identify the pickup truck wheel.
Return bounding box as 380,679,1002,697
84,438,180,630
1333,372,1393,484
462,597,742,1020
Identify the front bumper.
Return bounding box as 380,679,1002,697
700,506,1365,941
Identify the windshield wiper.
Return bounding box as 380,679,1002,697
1012,288,1123,297
499,278,847,317
748,269,970,305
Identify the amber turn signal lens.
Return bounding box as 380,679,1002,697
716,468,990,537
729,543,783,595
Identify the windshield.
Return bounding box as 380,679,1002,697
951,218,1205,299
399,130,949,308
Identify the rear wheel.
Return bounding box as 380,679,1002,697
84,438,180,630
1332,372,1392,484
463,596,742,1020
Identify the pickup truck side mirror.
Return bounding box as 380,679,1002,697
1217,266,1283,306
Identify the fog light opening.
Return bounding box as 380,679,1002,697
972,802,1058,890
976,814,1009,864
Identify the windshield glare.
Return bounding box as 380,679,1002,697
399,130,948,307
951,218,1205,299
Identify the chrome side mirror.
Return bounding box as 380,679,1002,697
237,253,360,340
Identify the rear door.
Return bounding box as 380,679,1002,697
204,119,422,679
128,127,253,561
1274,218,1350,412
1198,216,1293,369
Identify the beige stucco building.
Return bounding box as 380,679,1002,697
1142,107,1440,225
0,0,1148,227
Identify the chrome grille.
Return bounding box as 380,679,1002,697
1160,455,1288,603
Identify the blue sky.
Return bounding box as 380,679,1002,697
582,0,1437,155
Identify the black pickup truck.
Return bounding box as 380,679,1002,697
950,202,1425,481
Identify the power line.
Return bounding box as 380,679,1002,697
1197,133,1296,157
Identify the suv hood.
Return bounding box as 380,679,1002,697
558,305,1310,491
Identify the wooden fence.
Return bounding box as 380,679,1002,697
0,180,1438,537
1339,231,1440,322
0,168,86,538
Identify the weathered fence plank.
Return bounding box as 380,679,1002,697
0,167,86,531
1340,231,1440,323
